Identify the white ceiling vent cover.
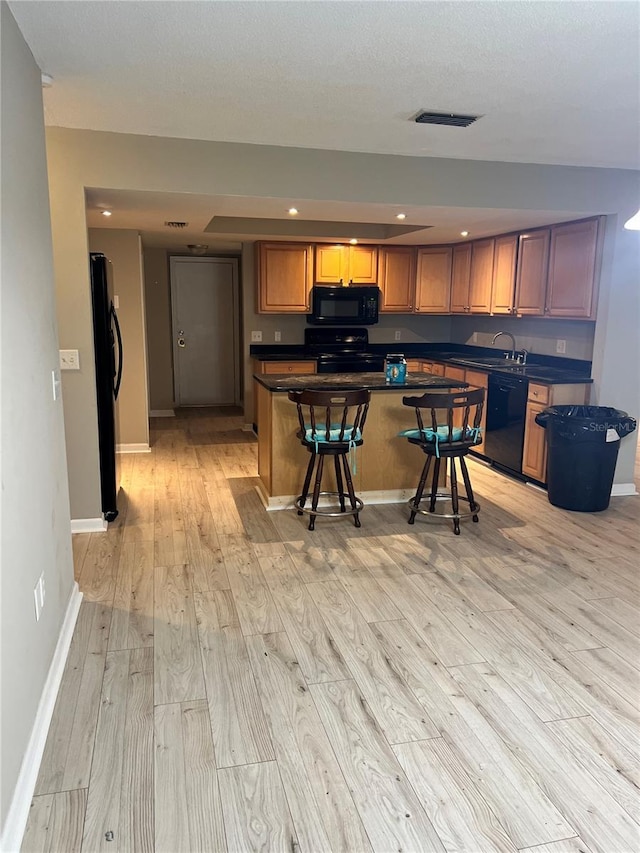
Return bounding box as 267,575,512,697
414,111,480,128
164,220,189,228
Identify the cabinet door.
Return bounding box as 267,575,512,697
378,247,415,311
415,248,452,313
257,243,314,312
464,369,488,454
261,361,317,374
348,246,378,284
514,230,549,316
546,218,600,318
450,244,472,313
468,239,494,312
315,245,346,283
491,235,518,314
522,400,548,482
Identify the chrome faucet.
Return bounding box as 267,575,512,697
491,331,517,360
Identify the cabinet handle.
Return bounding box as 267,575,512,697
532,390,539,397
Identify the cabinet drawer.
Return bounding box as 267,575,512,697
262,361,316,374
528,383,550,405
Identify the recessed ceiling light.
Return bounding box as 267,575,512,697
460,230,469,237
349,239,358,245
396,213,406,220
101,210,112,217
287,207,299,215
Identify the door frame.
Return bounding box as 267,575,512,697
169,255,241,407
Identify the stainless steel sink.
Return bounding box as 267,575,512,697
453,357,521,369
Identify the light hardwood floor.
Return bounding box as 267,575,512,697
23,407,640,853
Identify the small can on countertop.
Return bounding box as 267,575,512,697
385,353,407,384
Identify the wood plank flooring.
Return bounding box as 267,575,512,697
23,407,640,853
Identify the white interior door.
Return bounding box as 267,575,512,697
170,257,239,406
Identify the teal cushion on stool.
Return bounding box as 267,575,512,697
398,425,482,456
304,424,362,443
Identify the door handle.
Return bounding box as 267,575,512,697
177,330,186,348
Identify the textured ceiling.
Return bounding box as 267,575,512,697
12,1,639,251
10,0,640,169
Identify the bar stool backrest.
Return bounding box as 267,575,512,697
402,387,485,446
288,388,370,444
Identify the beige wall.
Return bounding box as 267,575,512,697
450,316,595,362
1,3,75,839
143,248,175,412
45,127,639,510
88,229,149,447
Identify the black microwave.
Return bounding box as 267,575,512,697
308,285,380,325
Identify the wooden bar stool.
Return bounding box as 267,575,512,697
288,389,370,530
400,388,485,534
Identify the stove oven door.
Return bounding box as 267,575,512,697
316,354,385,373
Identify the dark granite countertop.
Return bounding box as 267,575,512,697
250,343,593,385
254,372,467,392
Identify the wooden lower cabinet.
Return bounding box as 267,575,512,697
253,360,317,429
522,382,589,483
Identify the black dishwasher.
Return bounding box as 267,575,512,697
484,374,529,476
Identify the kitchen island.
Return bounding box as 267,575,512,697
254,372,467,508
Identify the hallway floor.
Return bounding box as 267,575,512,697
23,408,640,852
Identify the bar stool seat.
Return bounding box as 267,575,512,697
400,387,485,534
288,389,370,530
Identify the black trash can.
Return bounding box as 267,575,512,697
535,406,636,512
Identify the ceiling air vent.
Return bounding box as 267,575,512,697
414,111,479,128
164,220,188,228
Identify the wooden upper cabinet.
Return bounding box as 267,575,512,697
545,218,601,318
314,244,378,284
468,239,494,312
415,248,452,313
257,242,314,313
378,246,416,312
450,243,472,313
491,235,518,314
514,229,550,316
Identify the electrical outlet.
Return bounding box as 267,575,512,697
556,339,567,354
274,331,281,342
59,349,80,370
251,331,263,343
394,330,401,341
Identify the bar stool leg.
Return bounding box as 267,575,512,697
298,452,316,515
429,457,441,513
309,455,325,531
450,457,460,535
334,454,346,513
408,454,433,524
460,456,479,522
340,453,361,527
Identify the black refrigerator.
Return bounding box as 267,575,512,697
90,252,123,521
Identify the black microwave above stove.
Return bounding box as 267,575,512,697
308,285,379,325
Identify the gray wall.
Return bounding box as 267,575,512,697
1,2,75,834
450,316,595,362
143,248,175,412
44,127,640,510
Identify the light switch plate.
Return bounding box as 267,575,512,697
556,339,566,354
51,369,61,401
274,331,281,342
394,330,401,341
60,349,80,370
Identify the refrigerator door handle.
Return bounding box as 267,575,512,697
110,302,124,399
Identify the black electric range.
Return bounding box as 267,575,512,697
304,327,385,374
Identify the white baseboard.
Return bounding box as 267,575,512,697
0,583,83,853
116,443,151,454
70,517,107,534
257,486,415,511
149,409,175,417
611,483,638,497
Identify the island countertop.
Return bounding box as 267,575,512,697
253,371,467,392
